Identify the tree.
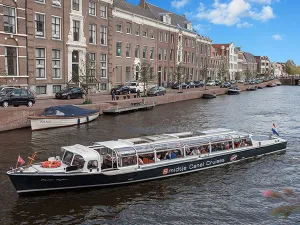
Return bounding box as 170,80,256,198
200,66,209,90
217,63,229,82
173,62,185,92
234,71,242,81
244,68,252,81
70,52,100,104
138,59,155,96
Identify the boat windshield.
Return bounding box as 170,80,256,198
62,151,74,165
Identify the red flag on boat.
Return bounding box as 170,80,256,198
17,155,25,166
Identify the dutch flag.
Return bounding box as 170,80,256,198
272,123,279,136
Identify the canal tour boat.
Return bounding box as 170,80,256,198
7,128,287,194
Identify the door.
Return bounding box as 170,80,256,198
9,89,21,105
20,89,29,105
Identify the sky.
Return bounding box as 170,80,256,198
126,0,300,65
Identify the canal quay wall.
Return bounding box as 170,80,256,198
0,81,276,132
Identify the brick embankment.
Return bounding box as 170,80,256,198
0,80,277,132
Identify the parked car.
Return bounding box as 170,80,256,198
230,80,237,84
0,88,35,108
193,81,205,87
237,79,244,84
55,87,84,100
221,82,231,88
206,80,215,86
147,86,166,96
186,82,196,88
111,85,132,95
125,81,146,93
215,80,221,86
171,82,190,89
0,87,15,96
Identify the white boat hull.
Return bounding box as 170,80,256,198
30,113,99,131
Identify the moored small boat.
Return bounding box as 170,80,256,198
266,83,277,87
247,86,257,91
29,105,99,131
7,128,287,194
202,93,217,99
276,81,282,86
228,87,241,95
257,86,264,89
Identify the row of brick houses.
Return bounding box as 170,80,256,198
0,0,276,96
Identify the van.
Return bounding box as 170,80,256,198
125,81,146,93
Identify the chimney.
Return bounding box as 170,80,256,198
139,0,146,8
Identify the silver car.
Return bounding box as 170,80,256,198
147,86,166,96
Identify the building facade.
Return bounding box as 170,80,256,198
243,52,257,77
255,56,270,75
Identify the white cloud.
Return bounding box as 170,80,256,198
193,24,211,33
196,0,276,26
198,2,205,11
171,0,189,9
272,34,283,40
248,0,279,4
237,21,253,28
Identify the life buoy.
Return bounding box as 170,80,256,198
41,161,61,168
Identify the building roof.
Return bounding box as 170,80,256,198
212,44,230,56
243,52,257,63
113,0,157,20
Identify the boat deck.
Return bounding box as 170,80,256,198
103,103,155,114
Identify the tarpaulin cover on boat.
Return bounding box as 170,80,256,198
41,105,98,117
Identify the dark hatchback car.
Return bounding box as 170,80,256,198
172,82,190,89
193,81,204,87
55,87,84,100
0,88,35,108
111,85,132,95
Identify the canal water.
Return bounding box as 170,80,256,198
1,86,300,225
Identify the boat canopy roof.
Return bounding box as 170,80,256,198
92,128,250,157
41,105,98,117
62,144,99,161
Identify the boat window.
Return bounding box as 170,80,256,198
186,145,209,156
138,153,155,164
119,155,137,167
87,160,98,169
101,151,117,170
134,144,154,154
72,154,85,169
209,135,232,143
150,141,181,151
180,138,208,147
211,142,232,152
62,151,73,165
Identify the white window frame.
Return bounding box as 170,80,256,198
100,5,107,18
5,47,18,76
100,25,107,46
51,16,61,40
3,6,16,34
100,54,107,78
35,48,46,79
89,1,96,16
52,49,61,79
89,24,96,44
35,13,45,38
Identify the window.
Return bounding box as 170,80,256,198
171,34,174,44
143,46,147,59
135,45,139,58
100,54,107,77
100,83,107,91
89,53,96,77
72,0,79,11
52,16,61,39
183,51,187,63
164,49,167,61
53,85,61,93
158,48,162,61
5,47,17,76
150,47,154,60
35,0,45,3
100,5,107,18
116,24,122,32
52,0,61,7
89,1,96,16
150,67,154,80
165,33,168,43
89,24,96,44
72,51,79,79
196,44,199,54
35,13,45,37
73,20,80,41
192,53,194,64
36,86,46,95
170,49,173,61
126,43,131,58
178,50,181,62
150,33,154,39
126,23,132,34
135,27,140,36
169,67,173,81
188,52,190,63
126,66,131,82
52,49,61,78
116,42,122,57
143,30,147,37
159,32,162,42
36,48,45,78
162,67,167,82
100,26,107,45
3,6,16,33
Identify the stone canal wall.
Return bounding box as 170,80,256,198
0,81,275,132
